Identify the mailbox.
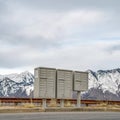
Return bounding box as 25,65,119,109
34,67,56,98
73,71,88,91
57,69,73,99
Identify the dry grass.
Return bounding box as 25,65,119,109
48,99,57,107
22,103,36,108
64,100,72,107
90,102,120,109
95,102,108,107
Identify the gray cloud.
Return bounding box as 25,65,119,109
112,45,120,51
106,44,120,53
0,0,120,71
13,0,120,11
0,0,7,14
1,0,120,14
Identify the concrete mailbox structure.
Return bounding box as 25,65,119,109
73,71,88,107
73,71,88,91
34,67,88,108
34,67,56,108
56,69,73,107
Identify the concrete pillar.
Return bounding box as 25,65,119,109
60,99,64,108
42,99,46,108
77,91,81,107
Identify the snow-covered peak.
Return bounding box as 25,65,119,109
0,71,34,83
88,68,120,94
97,68,120,74
0,71,34,97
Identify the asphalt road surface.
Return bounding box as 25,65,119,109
0,112,120,120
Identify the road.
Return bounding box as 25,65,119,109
0,112,120,120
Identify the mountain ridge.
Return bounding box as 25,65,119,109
0,71,34,97
0,68,120,100
83,68,120,100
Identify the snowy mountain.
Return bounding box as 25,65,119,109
82,68,120,100
0,71,34,97
0,68,120,100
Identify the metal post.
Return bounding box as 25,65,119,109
77,91,81,107
60,99,64,108
42,99,46,108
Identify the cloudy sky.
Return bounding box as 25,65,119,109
0,0,120,74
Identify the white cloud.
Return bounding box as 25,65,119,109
17,41,120,72
0,0,120,74
2,6,103,40
18,10,104,40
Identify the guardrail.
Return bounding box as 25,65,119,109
0,98,120,106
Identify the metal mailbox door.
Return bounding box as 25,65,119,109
34,67,56,98
57,70,73,99
74,71,88,91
